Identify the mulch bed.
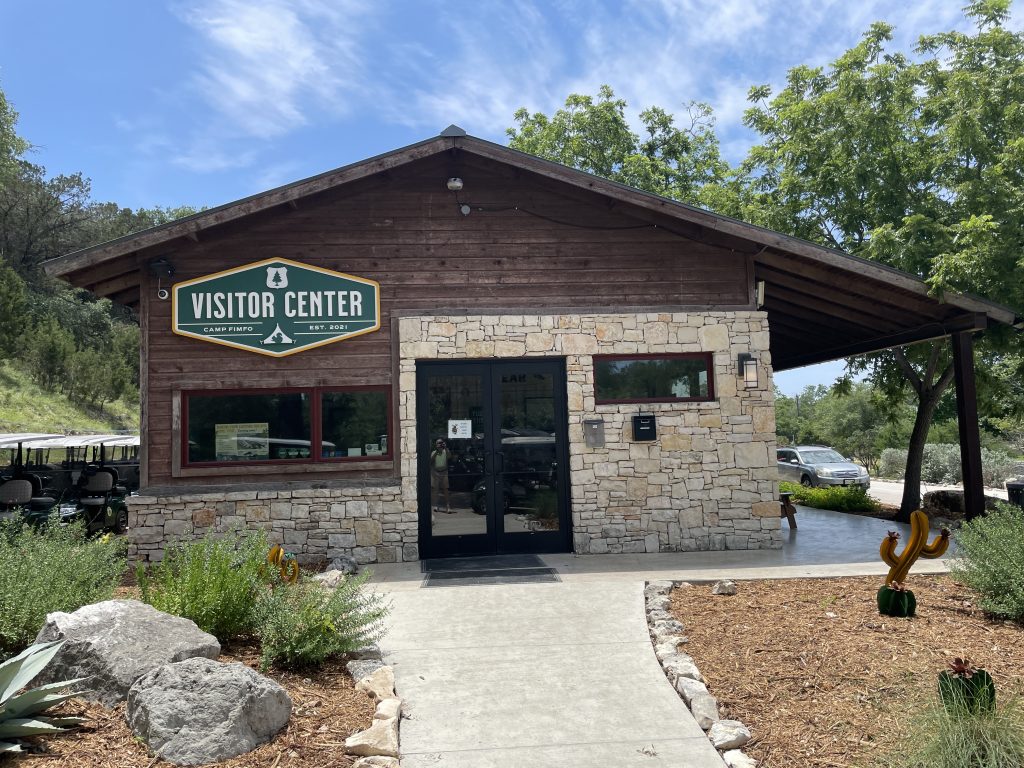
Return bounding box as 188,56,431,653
10,642,375,767
671,575,1024,768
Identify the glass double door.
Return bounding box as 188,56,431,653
416,359,571,558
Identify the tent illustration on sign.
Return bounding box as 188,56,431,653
262,324,293,345
266,266,288,288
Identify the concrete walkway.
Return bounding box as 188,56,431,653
371,507,953,767
382,580,725,768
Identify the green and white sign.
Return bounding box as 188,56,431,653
172,258,380,357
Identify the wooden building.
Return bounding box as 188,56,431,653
45,127,1018,564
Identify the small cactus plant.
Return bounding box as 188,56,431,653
876,580,917,618
877,511,949,617
938,657,996,714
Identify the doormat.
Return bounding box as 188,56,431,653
423,567,560,587
421,554,546,573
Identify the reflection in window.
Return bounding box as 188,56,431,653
321,390,390,458
187,392,311,462
594,355,714,403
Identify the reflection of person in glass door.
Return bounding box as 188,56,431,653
430,438,452,513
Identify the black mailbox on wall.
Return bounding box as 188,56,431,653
632,413,657,441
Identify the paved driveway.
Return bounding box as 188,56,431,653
869,478,1007,507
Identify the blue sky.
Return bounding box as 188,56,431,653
2,1,1015,393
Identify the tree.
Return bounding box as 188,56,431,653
741,2,1024,519
508,85,733,209
0,263,27,357
0,85,28,183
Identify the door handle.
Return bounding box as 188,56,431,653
494,451,505,473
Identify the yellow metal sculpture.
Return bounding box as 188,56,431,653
267,544,300,584
880,510,950,585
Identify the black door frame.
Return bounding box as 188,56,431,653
416,358,572,559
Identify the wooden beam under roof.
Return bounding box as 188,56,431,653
773,313,988,370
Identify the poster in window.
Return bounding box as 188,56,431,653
215,422,269,460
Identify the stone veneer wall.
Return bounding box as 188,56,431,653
398,311,782,555
128,486,411,564
128,310,781,563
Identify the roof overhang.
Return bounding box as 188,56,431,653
43,131,1021,371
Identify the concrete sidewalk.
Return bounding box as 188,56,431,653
372,508,952,766
382,580,725,768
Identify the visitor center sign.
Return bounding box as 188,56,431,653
171,258,381,357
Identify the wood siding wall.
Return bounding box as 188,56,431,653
144,155,751,487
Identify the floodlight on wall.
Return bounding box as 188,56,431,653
446,177,464,191
737,352,758,389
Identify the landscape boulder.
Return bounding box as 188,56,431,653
711,580,737,596
345,717,400,758
126,657,291,766
922,490,1000,522
329,555,359,574
34,600,220,706
709,720,751,750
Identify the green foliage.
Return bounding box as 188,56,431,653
0,264,27,358
0,520,127,659
877,445,1020,487
949,503,1024,622
879,687,1024,768
508,85,734,210
743,7,1024,516
779,480,881,513
0,640,84,754
137,528,272,641
255,574,387,671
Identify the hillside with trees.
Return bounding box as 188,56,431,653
0,87,197,432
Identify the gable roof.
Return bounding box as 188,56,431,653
43,128,1020,371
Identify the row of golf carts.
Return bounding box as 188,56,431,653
0,432,140,533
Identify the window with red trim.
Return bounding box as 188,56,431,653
183,386,392,466
593,353,714,404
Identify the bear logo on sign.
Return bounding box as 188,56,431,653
266,266,288,289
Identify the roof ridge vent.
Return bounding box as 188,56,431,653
440,124,467,137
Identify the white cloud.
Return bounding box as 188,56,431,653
177,0,372,139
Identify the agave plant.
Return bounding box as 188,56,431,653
0,640,84,754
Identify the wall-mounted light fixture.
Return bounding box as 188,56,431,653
446,177,464,192
755,280,766,308
737,352,758,389
148,257,175,300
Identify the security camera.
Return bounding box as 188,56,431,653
157,288,169,300
446,177,464,192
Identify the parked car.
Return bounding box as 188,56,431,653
777,445,870,489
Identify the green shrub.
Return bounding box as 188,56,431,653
0,519,126,659
948,503,1024,622
878,444,1021,487
255,573,387,671
879,690,1024,768
779,481,882,513
137,528,272,641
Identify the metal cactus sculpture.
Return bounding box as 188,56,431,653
938,657,996,714
877,510,949,617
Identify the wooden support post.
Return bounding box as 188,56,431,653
780,492,798,529
952,331,985,520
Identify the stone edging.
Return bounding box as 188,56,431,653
344,649,403,768
645,580,757,768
